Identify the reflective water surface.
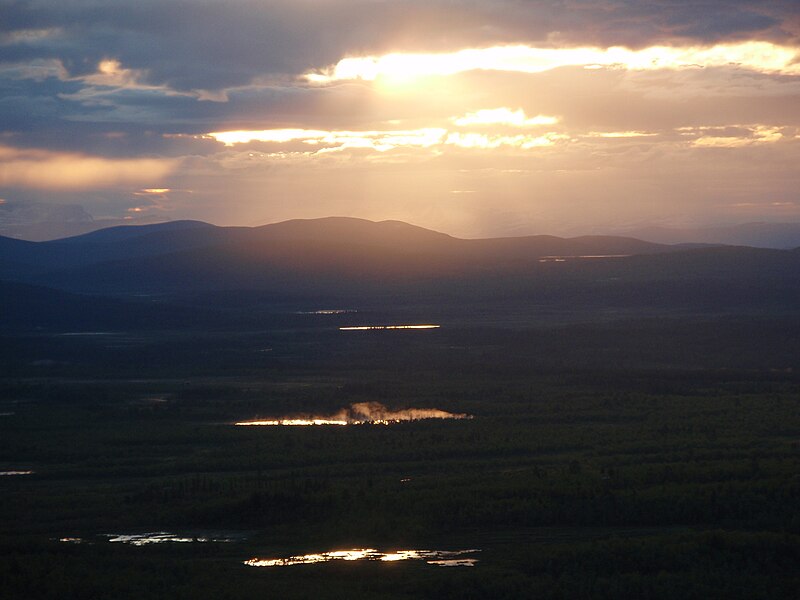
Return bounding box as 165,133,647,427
297,309,356,315
236,419,349,426
57,332,118,336
539,254,630,263
235,401,470,426
105,531,242,545
244,548,479,567
339,325,440,330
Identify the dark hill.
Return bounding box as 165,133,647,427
0,216,673,283
0,221,228,276
255,217,455,247
2,217,798,313
56,219,214,244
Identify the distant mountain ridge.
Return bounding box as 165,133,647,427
0,216,674,287
56,219,214,244
1,217,798,314
623,222,800,249
3,203,799,250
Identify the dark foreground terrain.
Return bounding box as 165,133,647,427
2,219,799,598
1,315,799,599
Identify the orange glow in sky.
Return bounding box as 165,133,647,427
3,2,800,236
306,41,800,84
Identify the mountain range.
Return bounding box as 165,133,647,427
4,200,800,249
623,222,800,249
1,217,799,331
0,217,696,291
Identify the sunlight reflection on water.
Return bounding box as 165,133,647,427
57,332,118,336
297,309,357,315
236,419,349,426
244,548,479,567
538,254,630,263
234,401,471,427
339,325,440,330
105,532,241,545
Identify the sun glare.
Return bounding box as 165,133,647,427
305,41,800,83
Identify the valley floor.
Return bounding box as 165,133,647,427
1,316,799,599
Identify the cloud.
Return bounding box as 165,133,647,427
684,124,785,147
306,41,800,84
2,1,798,94
207,127,448,152
452,108,559,127
1,1,799,233
583,131,657,138
206,118,572,153
0,145,177,190
205,119,794,157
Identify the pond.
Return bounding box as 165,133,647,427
235,401,470,426
244,548,480,567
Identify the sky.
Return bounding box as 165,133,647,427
1,0,800,237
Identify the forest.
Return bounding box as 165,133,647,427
1,315,799,598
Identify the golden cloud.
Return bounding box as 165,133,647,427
208,110,570,153
683,125,785,148
207,128,449,151
306,41,800,84
0,145,177,190
452,108,559,127
584,131,658,138
204,120,791,162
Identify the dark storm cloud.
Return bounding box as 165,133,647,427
1,0,797,140
545,0,789,46
0,71,340,155
2,0,798,93
2,0,390,90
